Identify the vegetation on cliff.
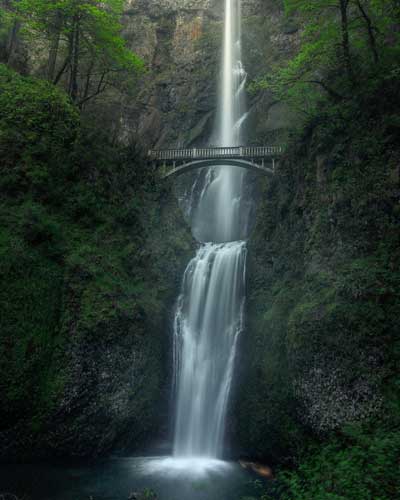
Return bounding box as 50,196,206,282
2,0,143,106
243,101,400,499
0,63,192,458
237,1,400,498
252,0,400,122
0,0,399,498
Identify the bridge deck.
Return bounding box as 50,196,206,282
148,146,282,162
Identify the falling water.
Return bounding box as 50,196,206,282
173,242,246,457
191,0,248,244
172,0,249,459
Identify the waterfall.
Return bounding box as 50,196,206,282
172,0,249,460
191,0,248,244
173,242,246,457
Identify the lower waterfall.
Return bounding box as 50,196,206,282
173,241,247,457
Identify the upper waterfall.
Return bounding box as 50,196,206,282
191,0,249,243
221,0,246,147
173,241,247,457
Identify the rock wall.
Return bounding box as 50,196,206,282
113,0,300,147
0,182,193,460
3,0,300,147
0,65,195,460
232,111,400,462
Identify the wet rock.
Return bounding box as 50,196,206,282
118,0,299,147
239,460,274,479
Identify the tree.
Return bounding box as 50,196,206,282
339,0,352,81
0,0,21,63
250,0,400,116
284,0,354,82
8,0,144,106
353,0,379,63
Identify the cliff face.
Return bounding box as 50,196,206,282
0,0,303,460
112,0,299,147
0,0,306,460
0,184,193,460
0,65,194,460
5,0,299,147
232,108,400,462
2,0,398,470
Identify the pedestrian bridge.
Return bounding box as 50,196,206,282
148,146,283,178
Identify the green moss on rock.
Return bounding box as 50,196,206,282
0,65,193,460
234,93,400,473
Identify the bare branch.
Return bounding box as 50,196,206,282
304,79,346,100
54,55,70,84
78,71,108,107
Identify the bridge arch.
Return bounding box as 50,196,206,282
163,158,275,178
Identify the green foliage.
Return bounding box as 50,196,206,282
268,424,400,500
250,0,400,122
0,222,64,427
0,65,192,455
16,0,141,64
140,488,158,500
238,18,400,489
0,64,78,198
5,0,144,103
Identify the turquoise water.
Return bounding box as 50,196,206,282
0,456,273,500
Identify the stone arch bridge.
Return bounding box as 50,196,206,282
148,146,283,178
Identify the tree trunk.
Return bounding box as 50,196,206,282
339,0,353,82
47,11,63,81
355,0,379,63
54,55,70,85
6,19,20,64
69,16,80,101
80,56,96,108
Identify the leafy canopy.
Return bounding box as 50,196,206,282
6,0,144,103
250,0,400,119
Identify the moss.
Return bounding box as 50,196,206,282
0,65,193,459
266,422,400,500
234,79,400,474
0,227,64,431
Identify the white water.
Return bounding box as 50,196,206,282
191,0,248,243
171,0,250,462
173,242,246,457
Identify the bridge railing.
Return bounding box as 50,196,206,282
148,145,282,161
